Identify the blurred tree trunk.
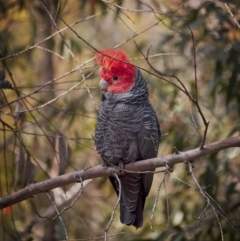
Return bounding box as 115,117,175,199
39,1,56,240
39,0,55,99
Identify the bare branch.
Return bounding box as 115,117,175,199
60,232,125,241
0,137,239,209
150,170,169,231
188,163,224,240
188,26,209,149
134,42,187,93
41,0,99,111
51,179,84,220
135,35,210,150
0,11,106,61
101,0,185,16
105,173,121,241
46,192,69,240
223,2,240,29
188,26,198,102
35,46,69,61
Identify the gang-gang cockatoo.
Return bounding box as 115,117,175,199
95,49,161,228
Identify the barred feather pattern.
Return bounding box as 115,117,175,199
95,68,161,228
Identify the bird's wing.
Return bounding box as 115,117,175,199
137,102,161,196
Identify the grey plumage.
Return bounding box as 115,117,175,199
95,68,161,228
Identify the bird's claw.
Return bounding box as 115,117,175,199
118,160,125,175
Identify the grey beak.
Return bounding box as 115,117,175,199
99,79,109,93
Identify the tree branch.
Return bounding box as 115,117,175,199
0,136,239,209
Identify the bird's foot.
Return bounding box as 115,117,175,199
102,162,108,169
118,160,125,175
75,174,83,183
164,160,173,173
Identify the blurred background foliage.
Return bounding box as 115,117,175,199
0,0,240,240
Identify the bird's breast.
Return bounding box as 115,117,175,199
96,101,145,165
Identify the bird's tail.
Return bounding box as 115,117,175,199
120,193,144,228
109,174,146,228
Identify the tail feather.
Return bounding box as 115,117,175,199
120,190,144,229
109,174,147,228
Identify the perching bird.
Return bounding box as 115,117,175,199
95,49,161,228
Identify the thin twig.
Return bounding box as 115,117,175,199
163,172,170,229
205,192,240,234
187,98,199,138
223,2,240,29
51,178,84,220
107,5,136,34
188,26,210,149
47,232,125,241
212,204,224,241
134,42,187,93
46,192,69,241
1,128,92,140
41,0,99,111
132,52,178,60
0,57,95,109
101,0,167,14
4,70,95,114
0,11,106,61
188,26,198,102
150,168,169,231
188,162,224,240
35,46,69,61
135,36,210,150
104,173,121,241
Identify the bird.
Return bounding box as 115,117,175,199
94,49,161,228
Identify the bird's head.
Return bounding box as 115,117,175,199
95,49,136,94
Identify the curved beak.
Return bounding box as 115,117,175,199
99,78,109,93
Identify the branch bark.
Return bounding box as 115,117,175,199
0,136,239,209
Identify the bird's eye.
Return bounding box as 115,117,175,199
112,76,118,82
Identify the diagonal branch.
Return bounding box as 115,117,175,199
135,38,210,150
0,136,239,209
105,173,121,241
188,26,210,149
